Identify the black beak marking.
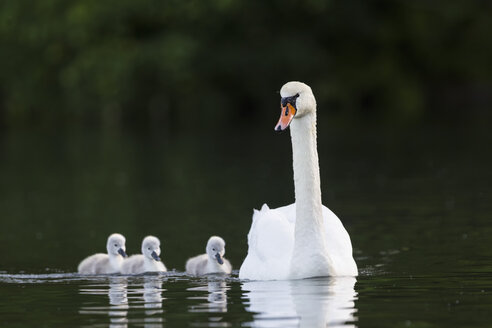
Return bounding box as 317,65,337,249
281,93,300,109
215,253,224,265
118,248,128,258
151,251,161,261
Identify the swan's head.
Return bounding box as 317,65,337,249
106,233,127,258
141,236,162,261
275,81,316,131
206,236,226,265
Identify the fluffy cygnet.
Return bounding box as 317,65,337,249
186,236,232,275
120,236,167,274
78,233,128,274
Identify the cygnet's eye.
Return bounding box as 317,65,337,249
212,248,216,252
114,244,118,247
148,247,151,250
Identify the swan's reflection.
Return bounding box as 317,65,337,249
242,276,357,328
206,280,228,312
141,275,164,323
79,276,129,327
79,275,166,328
108,277,129,306
188,276,229,313
107,277,129,327
124,275,164,327
187,276,230,327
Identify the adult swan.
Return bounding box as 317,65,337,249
239,81,358,280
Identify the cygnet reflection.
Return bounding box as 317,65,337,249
78,276,129,327
207,280,228,313
188,277,229,313
108,276,129,328
142,276,164,316
241,276,357,328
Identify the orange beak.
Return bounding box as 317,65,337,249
275,103,296,131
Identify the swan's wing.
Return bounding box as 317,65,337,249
121,255,145,274
131,255,145,274
120,255,132,274
78,254,95,274
276,203,357,275
96,256,113,274
186,254,207,275
239,204,295,280
239,203,357,279
273,203,297,225
321,205,358,276
78,253,107,274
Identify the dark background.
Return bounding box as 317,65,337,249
1,0,491,133
0,0,491,273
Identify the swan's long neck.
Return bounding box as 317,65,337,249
289,111,332,277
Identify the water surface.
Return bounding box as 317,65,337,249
0,124,490,326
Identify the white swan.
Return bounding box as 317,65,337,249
78,233,128,274
239,81,358,280
120,236,167,274
186,236,232,275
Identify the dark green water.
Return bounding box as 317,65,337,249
0,122,491,327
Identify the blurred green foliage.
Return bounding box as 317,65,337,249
0,0,491,131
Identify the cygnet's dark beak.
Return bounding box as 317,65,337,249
118,248,128,258
151,251,161,261
215,253,224,265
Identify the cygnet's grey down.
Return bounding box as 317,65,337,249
120,236,167,274
186,236,232,275
78,233,128,274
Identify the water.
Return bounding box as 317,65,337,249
1,272,491,327
0,122,491,327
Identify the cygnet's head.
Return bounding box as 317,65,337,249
275,81,316,131
141,236,162,261
206,236,226,265
106,233,127,258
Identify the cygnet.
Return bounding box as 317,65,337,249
78,233,128,274
121,236,167,274
186,236,232,275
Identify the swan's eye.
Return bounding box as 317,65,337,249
148,247,151,250
114,244,117,247
281,93,300,108
212,248,216,251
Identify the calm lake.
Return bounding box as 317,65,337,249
0,121,491,327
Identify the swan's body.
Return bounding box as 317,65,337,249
239,81,357,280
186,236,232,275
121,236,167,274
121,255,166,274
78,233,127,275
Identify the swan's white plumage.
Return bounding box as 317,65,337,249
239,81,357,280
239,204,294,280
239,203,357,280
78,253,116,275
78,233,127,275
186,236,232,275
120,254,167,274
120,236,167,274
